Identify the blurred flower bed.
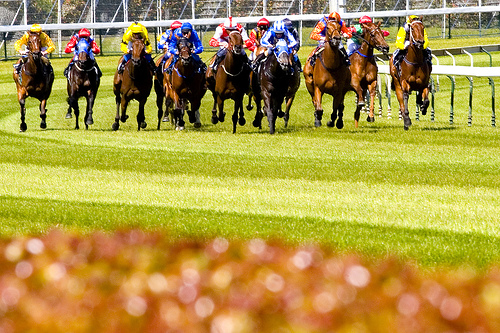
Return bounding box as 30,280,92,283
1,230,500,332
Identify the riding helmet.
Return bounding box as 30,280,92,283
257,17,270,28
30,24,42,33
273,20,285,34
359,15,372,24
283,18,293,30
171,21,182,29
328,12,341,22
130,22,144,33
79,28,91,37
224,16,237,30
181,22,193,34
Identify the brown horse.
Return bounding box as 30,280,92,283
206,31,250,133
303,20,351,129
66,38,100,130
13,32,54,132
164,37,206,131
349,21,389,125
390,19,432,130
112,36,153,131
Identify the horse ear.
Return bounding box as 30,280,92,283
377,21,381,28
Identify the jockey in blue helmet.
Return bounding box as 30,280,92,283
166,22,206,74
254,20,298,71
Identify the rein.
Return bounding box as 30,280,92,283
221,63,245,77
74,61,95,72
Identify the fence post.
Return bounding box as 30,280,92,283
3,33,6,60
466,76,473,126
490,79,496,127
430,76,435,122
446,75,455,124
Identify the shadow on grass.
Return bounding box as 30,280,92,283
1,195,498,269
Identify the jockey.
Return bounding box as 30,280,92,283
393,15,432,68
346,15,390,56
255,19,298,71
165,22,206,74
209,16,252,72
63,28,102,79
13,24,55,74
157,20,182,72
283,17,302,70
117,21,156,74
248,17,270,59
309,11,352,66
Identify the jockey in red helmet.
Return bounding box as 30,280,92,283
63,28,102,78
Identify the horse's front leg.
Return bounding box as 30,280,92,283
173,95,185,131
403,90,412,130
39,99,47,129
19,96,27,132
237,94,246,127
211,93,219,125
420,86,430,116
190,98,202,129
154,76,164,129
69,96,80,130
217,95,226,124
283,94,295,128
313,86,324,127
137,98,147,131
367,81,378,123
85,92,95,129
112,93,122,131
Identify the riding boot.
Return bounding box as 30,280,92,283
13,63,22,74
339,47,350,66
94,62,102,77
117,59,126,74
64,65,70,79
425,48,433,66
148,59,157,73
252,53,266,72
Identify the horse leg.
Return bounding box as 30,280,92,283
252,94,263,129
420,87,430,116
217,96,226,123
137,99,147,131
19,97,27,132
313,87,324,127
191,99,202,129
283,95,295,128
327,99,337,128
237,96,246,127
154,77,164,130
336,103,345,129
39,100,47,129
403,90,412,130
211,94,219,125
120,98,130,124
231,102,239,134
85,92,95,129
112,94,121,131
246,91,254,111
367,82,377,123
69,96,80,130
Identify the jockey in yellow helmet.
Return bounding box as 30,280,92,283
393,15,432,68
13,24,55,74
117,22,156,74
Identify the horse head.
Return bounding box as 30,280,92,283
76,38,93,70
177,37,193,66
325,20,342,48
362,22,389,55
27,32,42,62
409,19,425,49
273,39,292,71
131,36,146,67
228,31,243,55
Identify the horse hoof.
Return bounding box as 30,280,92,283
239,118,246,126
140,122,147,129
112,122,119,131
314,120,322,127
120,115,129,123
86,118,94,126
194,122,201,129
336,120,344,129
327,121,335,128
367,116,375,123
219,113,226,122
20,123,27,132
246,105,254,111
176,126,185,131
162,116,169,122
252,119,261,128
277,111,285,118
404,126,409,131
65,112,72,119
211,116,219,125
40,122,47,129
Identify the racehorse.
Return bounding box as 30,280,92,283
66,38,100,130
254,39,297,134
112,35,153,131
390,18,432,130
206,31,250,133
164,37,206,130
349,21,389,125
303,20,351,129
153,53,174,129
13,32,54,132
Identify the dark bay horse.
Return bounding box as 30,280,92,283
112,36,153,131
349,21,389,125
390,19,432,130
66,38,100,130
206,31,250,133
164,37,206,130
254,39,297,134
13,32,54,132
303,20,351,129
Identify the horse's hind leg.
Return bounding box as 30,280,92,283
367,82,377,123
312,87,324,127
237,97,246,127
154,77,164,130
284,95,295,128
39,100,47,129
85,93,96,129
190,99,202,129
420,87,430,116
112,95,121,131
403,91,412,130
69,96,80,130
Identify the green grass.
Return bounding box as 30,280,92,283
1,40,499,269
